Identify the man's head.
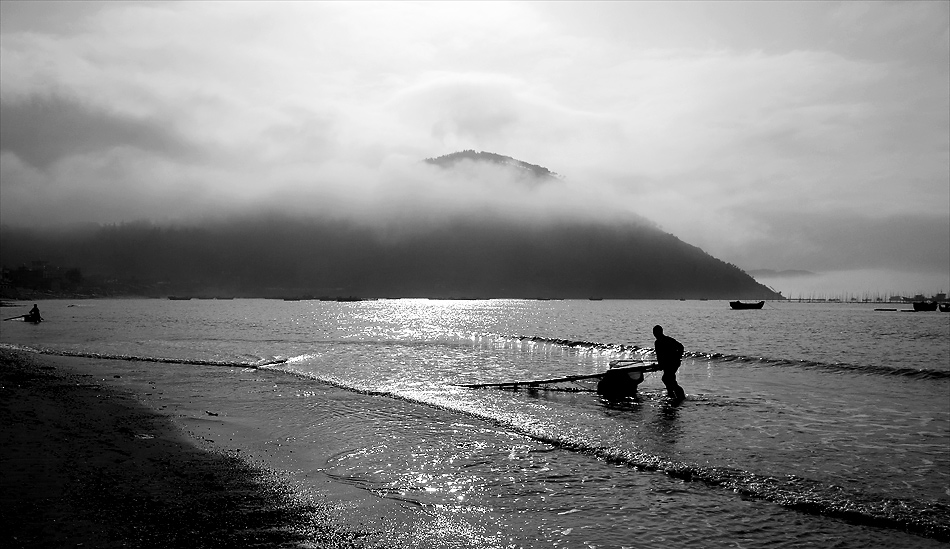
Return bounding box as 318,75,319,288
653,325,663,338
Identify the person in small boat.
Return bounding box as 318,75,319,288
27,304,43,322
653,325,685,400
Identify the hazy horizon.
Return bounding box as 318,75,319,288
1,2,947,296
749,268,948,300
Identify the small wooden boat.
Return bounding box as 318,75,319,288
912,301,938,312
937,303,949,312
3,313,42,323
730,300,765,310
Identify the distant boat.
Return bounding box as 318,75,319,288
5,312,44,323
167,296,192,301
939,303,950,312
730,300,765,310
912,301,938,312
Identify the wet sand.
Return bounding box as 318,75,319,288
0,348,392,548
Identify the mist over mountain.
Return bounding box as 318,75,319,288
747,269,816,279
425,150,561,183
0,152,780,300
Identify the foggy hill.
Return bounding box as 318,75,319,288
1,218,780,300
0,152,781,299
426,150,561,181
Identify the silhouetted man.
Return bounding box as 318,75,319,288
27,304,42,322
653,325,685,400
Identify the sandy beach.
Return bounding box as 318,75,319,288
0,348,403,548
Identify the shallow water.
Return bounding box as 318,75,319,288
2,298,948,547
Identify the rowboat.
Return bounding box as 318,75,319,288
596,363,663,399
730,300,765,310
3,313,43,323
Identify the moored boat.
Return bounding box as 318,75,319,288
912,301,938,312
937,303,949,312
730,300,765,310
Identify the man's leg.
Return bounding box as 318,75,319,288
661,366,685,400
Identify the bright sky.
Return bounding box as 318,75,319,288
1,1,948,294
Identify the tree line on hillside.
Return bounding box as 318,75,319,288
426,150,561,180
0,218,781,300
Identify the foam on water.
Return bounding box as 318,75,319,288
267,351,949,541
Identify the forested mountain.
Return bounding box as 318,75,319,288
1,218,779,299
426,150,561,181
1,152,781,299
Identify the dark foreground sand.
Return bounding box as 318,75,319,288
0,349,374,548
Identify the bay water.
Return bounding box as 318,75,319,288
2,298,947,548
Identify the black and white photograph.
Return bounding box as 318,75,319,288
1,2,947,547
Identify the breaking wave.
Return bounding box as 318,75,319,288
513,335,950,380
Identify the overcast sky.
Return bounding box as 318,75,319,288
1,1,948,295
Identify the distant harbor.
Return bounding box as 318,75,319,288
787,292,947,304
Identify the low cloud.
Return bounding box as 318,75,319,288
0,1,946,284
0,94,193,169
715,211,950,274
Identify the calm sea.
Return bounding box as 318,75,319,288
2,298,948,548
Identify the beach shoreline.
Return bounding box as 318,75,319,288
0,348,399,548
